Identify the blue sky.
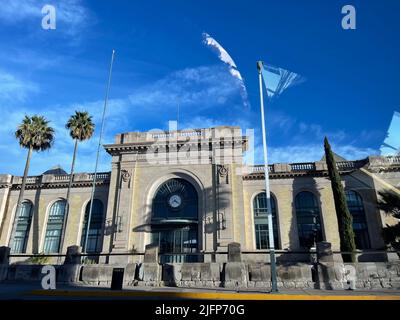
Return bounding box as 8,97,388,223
0,0,399,175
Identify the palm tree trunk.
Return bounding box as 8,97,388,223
60,139,78,253
9,146,33,251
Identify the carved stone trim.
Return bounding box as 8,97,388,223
218,165,229,184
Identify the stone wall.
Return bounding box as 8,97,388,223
1,243,399,290
2,261,400,290
317,261,400,290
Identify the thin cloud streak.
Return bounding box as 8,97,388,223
202,32,249,108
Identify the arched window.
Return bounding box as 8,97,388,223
151,178,198,263
295,191,323,248
152,178,198,220
80,199,104,253
11,201,33,253
43,200,66,253
253,193,279,249
345,190,370,249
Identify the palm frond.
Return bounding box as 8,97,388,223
66,111,95,141
15,115,55,151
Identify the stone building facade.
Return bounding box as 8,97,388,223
0,126,399,264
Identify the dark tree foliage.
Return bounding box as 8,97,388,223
324,137,357,262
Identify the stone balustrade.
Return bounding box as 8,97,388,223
1,172,111,188
245,158,376,176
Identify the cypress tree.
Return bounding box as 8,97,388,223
324,137,357,262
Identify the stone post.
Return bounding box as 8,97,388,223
224,242,248,289
143,244,158,263
137,244,161,286
316,242,345,290
0,246,10,281
227,242,242,262
59,245,81,283
64,245,81,265
316,241,334,263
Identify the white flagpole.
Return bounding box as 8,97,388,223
257,61,278,292
84,49,115,254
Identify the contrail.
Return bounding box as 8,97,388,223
202,32,249,108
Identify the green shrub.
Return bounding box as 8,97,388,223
25,254,50,265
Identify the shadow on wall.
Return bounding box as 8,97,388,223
277,176,323,264
32,188,42,254
346,167,387,261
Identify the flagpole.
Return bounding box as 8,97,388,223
84,49,115,254
257,61,278,292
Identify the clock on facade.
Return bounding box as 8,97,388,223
168,194,182,208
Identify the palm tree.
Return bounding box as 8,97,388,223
10,115,54,251
60,111,95,252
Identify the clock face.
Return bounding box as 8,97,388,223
168,194,182,208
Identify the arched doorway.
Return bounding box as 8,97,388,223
150,178,199,263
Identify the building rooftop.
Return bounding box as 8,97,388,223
42,165,67,175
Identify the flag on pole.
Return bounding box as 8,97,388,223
259,62,305,99
380,111,400,156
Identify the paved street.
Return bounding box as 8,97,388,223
0,282,399,300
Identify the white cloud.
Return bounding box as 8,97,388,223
0,70,38,103
0,0,90,36
180,116,251,131
249,144,378,165
128,65,245,112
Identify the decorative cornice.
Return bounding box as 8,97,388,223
104,139,247,156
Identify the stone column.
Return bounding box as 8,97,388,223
0,246,10,281
100,160,120,263
108,160,136,264
0,176,11,243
